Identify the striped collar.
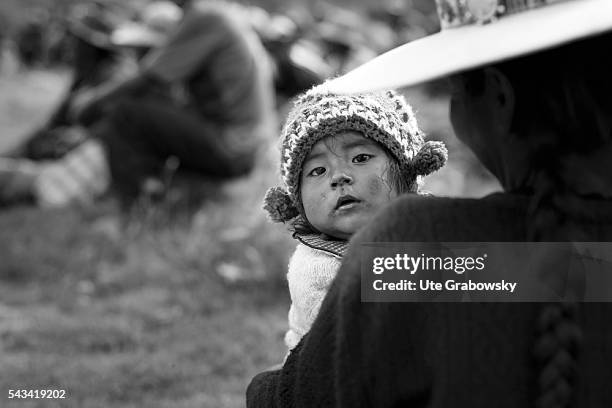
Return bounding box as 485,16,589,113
293,233,348,259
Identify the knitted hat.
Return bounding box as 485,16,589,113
263,84,448,223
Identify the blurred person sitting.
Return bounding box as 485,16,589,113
12,3,139,161
1,0,276,208
247,7,331,102
311,2,395,74
0,3,136,207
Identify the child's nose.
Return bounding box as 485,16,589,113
330,172,354,188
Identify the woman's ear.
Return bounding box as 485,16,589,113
483,67,515,135
482,67,538,191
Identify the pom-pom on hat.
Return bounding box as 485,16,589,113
263,84,448,223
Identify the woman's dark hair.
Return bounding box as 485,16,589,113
462,32,612,155
461,31,612,408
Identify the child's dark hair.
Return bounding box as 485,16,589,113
460,31,612,408
383,149,419,195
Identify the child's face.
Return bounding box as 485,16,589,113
300,131,398,240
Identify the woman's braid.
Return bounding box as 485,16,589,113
527,152,583,408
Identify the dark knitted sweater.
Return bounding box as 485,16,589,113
247,193,612,407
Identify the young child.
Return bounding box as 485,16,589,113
263,85,447,351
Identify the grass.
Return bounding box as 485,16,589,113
0,68,295,407
0,185,295,408
0,67,498,407
0,178,294,407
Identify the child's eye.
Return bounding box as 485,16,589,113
353,154,373,163
307,167,326,177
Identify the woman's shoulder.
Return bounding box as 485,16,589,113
357,192,530,243
394,191,528,215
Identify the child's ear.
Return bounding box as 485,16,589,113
412,141,448,176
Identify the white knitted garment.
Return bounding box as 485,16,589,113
34,138,110,207
285,243,342,350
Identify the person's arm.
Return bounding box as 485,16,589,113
248,253,432,407
246,254,416,407
247,282,349,407
140,4,233,83
68,72,157,125
247,196,442,407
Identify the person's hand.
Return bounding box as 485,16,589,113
69,73,148,124
69,86,100,122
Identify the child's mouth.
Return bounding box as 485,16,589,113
334,195,361,211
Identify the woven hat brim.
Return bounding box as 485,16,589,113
328,0,612,94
